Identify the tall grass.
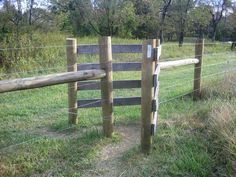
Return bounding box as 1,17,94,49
208,102,236,176
202,71,236,100
203,73,236,176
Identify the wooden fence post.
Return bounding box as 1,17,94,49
141,39,156,154
99,36,114,137
193,38,204,100
67,38,78,125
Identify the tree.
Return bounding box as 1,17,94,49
217,4,236,41
159,0,172,43
189,5,211,38
170,0,196,46
28,0,34,26
201,0,231,41
51,0,138,37
133,0,166,38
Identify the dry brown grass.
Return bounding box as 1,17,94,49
202,72,236,100
208,102,236,175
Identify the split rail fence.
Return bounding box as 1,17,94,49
0,36,204,153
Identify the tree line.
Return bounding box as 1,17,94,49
0,0,236,46
52,0,236,44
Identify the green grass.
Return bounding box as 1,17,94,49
0,35,236,176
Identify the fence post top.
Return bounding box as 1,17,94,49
99,36,112,43
100,36,111,39
143,39,157,46
66,38,76,41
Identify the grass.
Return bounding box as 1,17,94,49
0,34,236,176
121,84,236,177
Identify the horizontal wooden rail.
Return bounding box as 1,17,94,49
160,58,199,69
0,70,106,93
78,80,141,90
0,59,198,94
77,97,141,108
78,62,142,72
78,59,199,73
77,44,142,54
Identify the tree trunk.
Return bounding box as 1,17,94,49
198,28,204,39
158,0,172,44
178,31,184,47
159,29,164,43
212,24,217,42
29,0,34,26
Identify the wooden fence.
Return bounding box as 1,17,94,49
0,36,204,154
69,36,203,153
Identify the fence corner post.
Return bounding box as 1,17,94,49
193,38,204,101
141,39,156,154
66,38,78,125
99,36,114,137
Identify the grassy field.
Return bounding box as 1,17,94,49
0,35,236,176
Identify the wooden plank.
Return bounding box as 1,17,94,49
113,62,141,71
153,65,161,87
78,62,142,72
154,82,159,99
78,45,99,54
77,63,100,70
99,36,114,137
77,44,142,54
67,38,78,124
193,39,204,100
0,70,106,93
114,97,141,106
157,45,162,60
153,45,161,61
152,99,159,112
151,39,160,136
151,111,158,135
155,65,161,75
77,58,198,73
78,98,101,108
77,97,141,108
160,58,199,69
78,80,141,90
141,39,156,154
112,44,142,53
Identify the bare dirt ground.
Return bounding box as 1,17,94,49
85,124,140,177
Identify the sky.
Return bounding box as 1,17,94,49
0,0,49,11
0,0,236,11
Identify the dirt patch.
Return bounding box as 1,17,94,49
85,124,140,177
